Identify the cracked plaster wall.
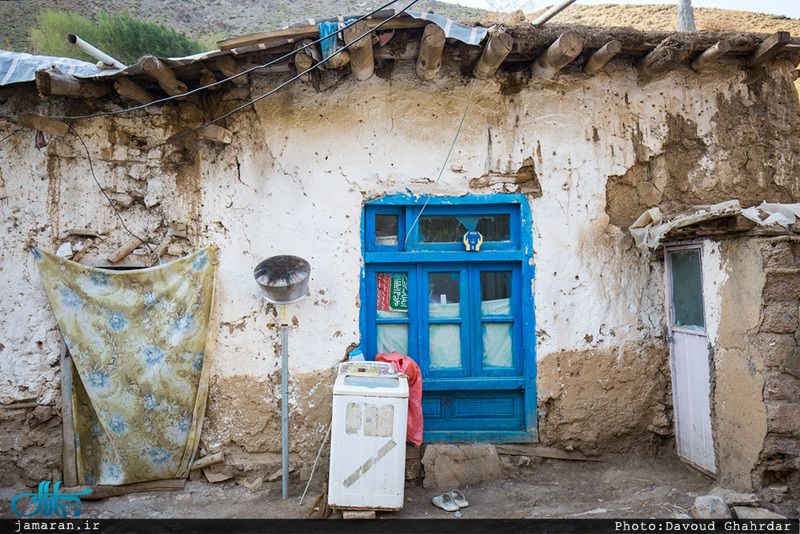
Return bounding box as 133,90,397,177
2,56,799,482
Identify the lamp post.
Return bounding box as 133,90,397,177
254,255,311,500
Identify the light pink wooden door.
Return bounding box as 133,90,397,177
665,244,716,476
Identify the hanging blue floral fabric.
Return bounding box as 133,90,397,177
31,245,218,485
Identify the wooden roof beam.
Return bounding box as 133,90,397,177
639,38,690,77
691,40,731,71
532,31,584,79
35,66,112,99
215,55,249,86
416,23,446,81
199,65,219,91
748,31,790,68
474,32,514,79
343,20,374,81
113,78,155,104
138,55,188,98
583,40,621,76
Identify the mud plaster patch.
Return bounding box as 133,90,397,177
200,370,336,479
605,64,800,229
605,113,707,228
0,407,62,488
537,343,672,454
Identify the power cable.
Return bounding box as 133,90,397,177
0,127,24,144
36,0,407,122
147,0,422,150
403,74,480,248
68,124,152,253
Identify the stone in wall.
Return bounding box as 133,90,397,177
752,239,800,500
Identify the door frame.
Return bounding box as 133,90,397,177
360,194,538,443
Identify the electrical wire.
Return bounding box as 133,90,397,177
68,124,152,253
0,127,24,144
147,0,422,150
403,74,480,248
33,0,407,122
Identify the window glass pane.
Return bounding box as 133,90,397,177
429,324,461,369
376,273,408,312
476,214,510,241
375,214,399,246
377,324,408,355
670,251,705,329
419,216,466,242
481,271,511,316
419,214,510,243
428,272,460,318
482,323,513,368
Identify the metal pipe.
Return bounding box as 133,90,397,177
67,34,126,70
531,0,579,27
281,321,289,499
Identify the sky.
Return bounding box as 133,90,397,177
437,0,800,19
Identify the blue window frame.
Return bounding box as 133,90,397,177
361,194,537,443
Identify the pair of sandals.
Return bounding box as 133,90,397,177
431,489,469,512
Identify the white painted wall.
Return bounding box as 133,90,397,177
0,57,785,430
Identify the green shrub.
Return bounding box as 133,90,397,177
31,9,203,66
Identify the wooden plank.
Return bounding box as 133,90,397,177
747,31,790,68
532,30,584,79
60,339,78,487
62,479,186,500
108,237,144,264
113,78,154,104
203,469,232,483
138,55,188,97
691,40,731,71
202,124,233,145
19,113,70,137
35,66,112,99
474,32,514,79
343,20,375,81
217,17,428,51
190,452,224,471
416,24,446,81
583,40,621,76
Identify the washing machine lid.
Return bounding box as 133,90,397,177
333,373,409,398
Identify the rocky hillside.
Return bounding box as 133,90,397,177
1,1,798,54
539,3,800,34
0,0,486,53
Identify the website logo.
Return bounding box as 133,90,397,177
11,481,92,517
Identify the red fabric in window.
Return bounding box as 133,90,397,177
375,351,423,446
376,273,391,311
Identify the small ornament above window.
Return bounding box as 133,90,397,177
463,231,483,252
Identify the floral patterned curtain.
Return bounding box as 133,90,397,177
31,245,217,486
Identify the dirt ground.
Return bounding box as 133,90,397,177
0,454,732,521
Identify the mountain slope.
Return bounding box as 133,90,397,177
0,0,486,53
2,1,798,55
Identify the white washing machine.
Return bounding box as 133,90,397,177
328,361,409,511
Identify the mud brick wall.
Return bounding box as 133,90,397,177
754,238,800,499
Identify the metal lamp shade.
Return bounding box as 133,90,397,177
254,255,311,304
